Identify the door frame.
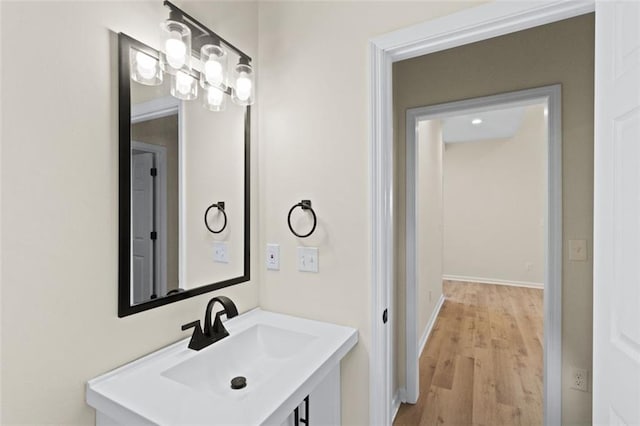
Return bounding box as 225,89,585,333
404,86,562,420
368,1,595,425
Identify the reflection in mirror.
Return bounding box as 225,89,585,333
119,34,250,317
131,82,178,303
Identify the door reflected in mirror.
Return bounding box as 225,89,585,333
131,99,178,304
119,34,250,316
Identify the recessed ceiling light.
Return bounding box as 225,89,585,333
471,118,483,125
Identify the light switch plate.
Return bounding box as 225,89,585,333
297,247,319,273
213,242,229,263
569,239,587,261
266,244,280,271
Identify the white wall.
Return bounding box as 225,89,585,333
256,2,483,424
443,104,546,285
0,1,259,423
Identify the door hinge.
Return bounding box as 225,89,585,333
150,231,157,240
150,167,157,177
382,309,388,324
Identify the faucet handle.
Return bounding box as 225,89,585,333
181,320,202,332
182,320,210,351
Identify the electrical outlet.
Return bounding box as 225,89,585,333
569,239,588,261
213,242,229,263
266,244,280,271
570,367,588,392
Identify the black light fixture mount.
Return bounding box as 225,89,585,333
163,1,251,63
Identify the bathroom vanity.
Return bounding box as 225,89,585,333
86,309,357,425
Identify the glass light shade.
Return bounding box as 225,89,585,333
160,20,191,75
200,43,228,90
231,60,254,106
170,71,198,100
202,86,227,112
130,49,163,86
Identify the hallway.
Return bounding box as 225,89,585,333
395,281,543,425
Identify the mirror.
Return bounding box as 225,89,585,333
118,33,250,317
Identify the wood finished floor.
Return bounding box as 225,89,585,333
394,280,543,426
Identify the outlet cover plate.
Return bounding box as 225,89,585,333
297,247,319,273
570,367,588,392
569,239,588,261
266,244,280,271
213,242,229,263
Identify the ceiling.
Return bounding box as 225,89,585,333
442,106,529,144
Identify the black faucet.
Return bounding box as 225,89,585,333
181,296,239,351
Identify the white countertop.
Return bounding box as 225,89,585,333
86,309,358,425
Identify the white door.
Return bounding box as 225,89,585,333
594,2,640,424
132,152,155,304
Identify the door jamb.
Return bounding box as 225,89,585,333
404,86,562,424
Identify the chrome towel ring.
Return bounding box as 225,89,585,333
287,200,317,238
204,201,227,234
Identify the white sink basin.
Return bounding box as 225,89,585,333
86,309,357,425
161,324,317,398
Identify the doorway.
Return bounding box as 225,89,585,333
398,87,557,424
369,6,599,425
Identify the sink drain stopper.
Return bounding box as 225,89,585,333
231,376,247,390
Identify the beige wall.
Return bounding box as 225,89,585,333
183,100,246,288
443,104,546,285
0,1,259,423
394,14,595,424
257,2,483,424
132,115,180,292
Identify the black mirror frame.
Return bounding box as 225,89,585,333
117,33,251,317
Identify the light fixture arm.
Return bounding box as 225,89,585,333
163,0,251,64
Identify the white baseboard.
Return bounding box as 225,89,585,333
442,274,544,289
419,294,446,356
392,389,404,422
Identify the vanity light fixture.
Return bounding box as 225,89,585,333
231,58,255,106
128,1,255,111
171,70,198,100
130,49,163,86
160,19,191,75
202,86,227,111
200,42,228,90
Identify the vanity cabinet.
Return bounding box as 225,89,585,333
278,364,341,426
